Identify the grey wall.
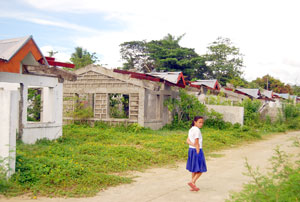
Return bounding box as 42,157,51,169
206,104,244,125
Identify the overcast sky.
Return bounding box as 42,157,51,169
1,0,299,85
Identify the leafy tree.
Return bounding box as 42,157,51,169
164,89,207,124
204,37,244,86
120,34,208,79
251,75,292,93
147,34,208,79
292,85,300,96
70,47,98,69
120,40,154,72
228,77,248,88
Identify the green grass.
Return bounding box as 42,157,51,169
0,123,295,197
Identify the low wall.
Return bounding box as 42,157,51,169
206,104,244,125
22,123,62,144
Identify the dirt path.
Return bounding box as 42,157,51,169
1,131,299,202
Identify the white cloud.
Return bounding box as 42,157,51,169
17,0,300,85
40,45,71,63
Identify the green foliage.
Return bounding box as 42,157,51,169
1,122,280,197
292,84,300,96
119,40,154,72
109,94,129,118
120,34,208,79
164,89,207,125
70,47,98,69
240,98,261,126
250,74,293,94
205,109,229,129
27,88,41,122
205,37,244,86
205,95,232,106
282,103,300,120
66,96,93,124
0,156,9,192
228,146,300,202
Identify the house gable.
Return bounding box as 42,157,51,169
0,37,45,73
67,65,160,91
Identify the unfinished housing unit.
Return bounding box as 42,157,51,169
63,65,179,129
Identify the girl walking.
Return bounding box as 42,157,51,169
186,116,207,191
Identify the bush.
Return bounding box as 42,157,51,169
0,157,9,192
282,103,300,120
240,98,261,126
164,89,206,124
228,146,300,202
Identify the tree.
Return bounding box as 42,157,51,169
70,47,98,69
251,75,292,94
48,50,58,57
204,37,244,86
120,40,154,72
120,34,209,79
292,85,300,96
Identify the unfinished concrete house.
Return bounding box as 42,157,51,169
63,65,186,129
0,35,75,176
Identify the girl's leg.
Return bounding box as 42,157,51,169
192,172,202,184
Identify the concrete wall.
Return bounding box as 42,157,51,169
63,67,177,130
0,72,63,144
143,88,175,130
206,104,244,125
22,83,63,144
0,90,18,177
260,102,281,122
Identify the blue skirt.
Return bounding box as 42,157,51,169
186,148,207,173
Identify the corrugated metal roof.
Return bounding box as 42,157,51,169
261,90,273,99
147,72,181,84
274,93,297,100
0,35,32,61
192,79,219,89
236,88,260,98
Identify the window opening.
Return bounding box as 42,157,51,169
27,88,42,122
109,93,129,118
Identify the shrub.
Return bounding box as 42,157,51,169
164,89,207,124
228,146,300,202
0,156,9,192
240,98,261,126
282,103,300,120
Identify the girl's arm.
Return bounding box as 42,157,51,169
186,137,194,146
194,138,200,154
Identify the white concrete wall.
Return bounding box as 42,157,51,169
22,83,63,144
206,104,244,125
0,90,18,177
0,72,63,144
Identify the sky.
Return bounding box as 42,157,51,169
1,0,299,85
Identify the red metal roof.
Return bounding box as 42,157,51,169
113,69,186,88
43,57,75,68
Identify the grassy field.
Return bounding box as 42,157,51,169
0,123,289,197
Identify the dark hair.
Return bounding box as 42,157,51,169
191,116,204,127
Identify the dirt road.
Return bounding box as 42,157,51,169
1,131,299,202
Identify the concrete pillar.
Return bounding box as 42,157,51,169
42,87,54,122
0,90,18,177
